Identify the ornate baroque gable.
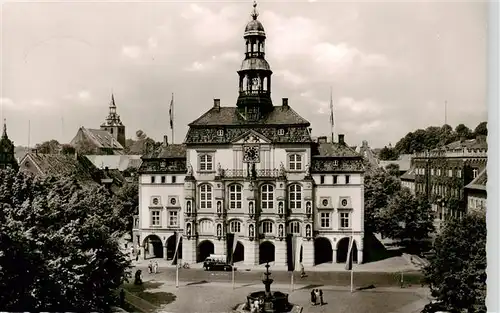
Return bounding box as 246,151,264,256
185,126,312,144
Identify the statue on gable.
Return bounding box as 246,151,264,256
279,162,286,177
217,163,223,176
187,163,193,176
305,163,311,176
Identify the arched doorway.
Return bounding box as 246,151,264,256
233,241,244,263
259,241,275,264
314,237,333,265
166,235,183,260
143,234,163,259
336,237,358,263
197,240,214,262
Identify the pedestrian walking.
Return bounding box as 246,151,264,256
148,261,152,274
310,289,316,305
300,263,306,278
319,289,324,305
314,289,320,305
153,261,159,274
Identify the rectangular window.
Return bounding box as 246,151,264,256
473,169,479,179
172,176,177,183
345,175,350,184
150,210,160,226
448,169,453,177
168,211,178,227
199,154,214,171
320,213,330,228
161,176,166,183
320,175,325,184
340,212,350,228
333,175,338,184
457,170,462,178
431,169,434,176
150,176,156,184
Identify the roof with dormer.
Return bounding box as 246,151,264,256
72,127,124,150
142,144,187,159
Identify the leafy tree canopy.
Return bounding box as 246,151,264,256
35,139,61,154
379,146,398,161
384,163,400,176
363,168,402,233
376,188,434,242
393,121,485,155
424,212,486,312
0,169,131,312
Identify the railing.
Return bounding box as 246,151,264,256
415,148,487,158
223,168,281,178
239,90,270,96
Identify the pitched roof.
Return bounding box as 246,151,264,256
465,168,487,191
189,106,310,126
21,153,99,186
312,142,361,158
85,155,142,171
400,166,415,181
81,127,124,150
379,154,412,172
440,137,488,151
143,144,187,159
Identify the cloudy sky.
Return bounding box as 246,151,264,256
1,0,488,148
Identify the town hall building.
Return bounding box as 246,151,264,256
135,3,365,267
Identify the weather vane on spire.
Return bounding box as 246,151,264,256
251,0,259,20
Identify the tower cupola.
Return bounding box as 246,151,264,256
236,1,273,121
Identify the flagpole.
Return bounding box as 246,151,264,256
329,87,334,143
171,93,174,144
350,228,354,293
176,260,179,288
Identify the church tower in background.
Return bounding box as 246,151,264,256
100,93,126,148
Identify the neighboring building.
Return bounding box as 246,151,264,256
379,154,412,176
356,140,379,173
401,166,416,194
18,150,125,191
135,4,365,267
70,94,126,155
413,137,487,230
464,168,487,214
0,121,19,171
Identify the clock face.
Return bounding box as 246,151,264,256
243,145,260,163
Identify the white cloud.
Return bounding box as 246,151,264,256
148,37,158,49
0,98,15,109
77,91,91,101
180,4,241,46
274,70,306,86
337,97,383,115
184,50,240,72
184,61,206,72
121,46,143,59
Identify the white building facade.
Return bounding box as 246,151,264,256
134,3,365,267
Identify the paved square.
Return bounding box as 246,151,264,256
146,282,428,313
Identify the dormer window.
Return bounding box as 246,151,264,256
217,129,224,137
288,154,302,171
277,129,285,136
199,154,214,171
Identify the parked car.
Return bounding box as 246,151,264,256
203,258,232,271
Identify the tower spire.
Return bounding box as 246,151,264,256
2,118,7,138
251,0,258,20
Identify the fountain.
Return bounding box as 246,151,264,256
232,263,302,313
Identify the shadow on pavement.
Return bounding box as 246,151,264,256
363,233,402,263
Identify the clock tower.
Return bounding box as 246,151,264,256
236,1,273,121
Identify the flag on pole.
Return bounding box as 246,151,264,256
345,236,354,271
230,233,239,265
286,234,297,272
172,232,182,265
169,93,174,130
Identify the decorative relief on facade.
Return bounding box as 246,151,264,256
310,158,364,173
185,127,312,144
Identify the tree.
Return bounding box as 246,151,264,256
385,163,400,176
74,138,97,155
61,144,76,155
424,212,486,312
455,123,473,139
115,177,139,237
124,130,159,155
35,139,61,154
379,146,398,160
473,121,487,137
377,189,434,243
0,169,131,311
363,168,402,233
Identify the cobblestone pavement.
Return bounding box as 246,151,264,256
144,280,431,313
